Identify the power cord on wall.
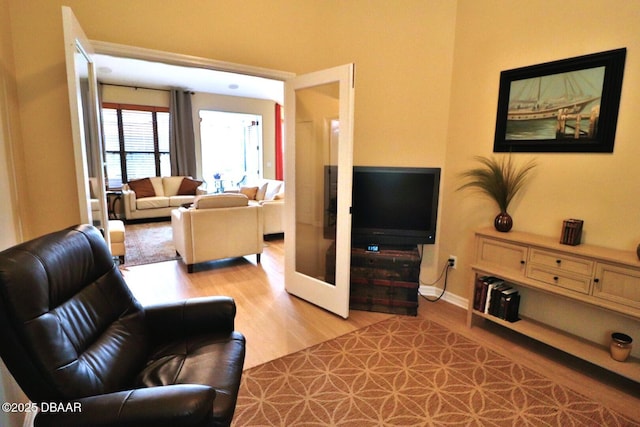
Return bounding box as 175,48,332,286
418,253,454,303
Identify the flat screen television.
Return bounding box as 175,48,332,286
351,166,441,247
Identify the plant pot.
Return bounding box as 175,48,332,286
494,212,513,232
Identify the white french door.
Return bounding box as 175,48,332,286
62,6,109,244
284,64,355,318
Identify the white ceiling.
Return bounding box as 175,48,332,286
93,54,284,104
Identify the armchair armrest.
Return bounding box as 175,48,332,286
144,296,237,342
121,188,137,215
35,384,215,427
258,199,284,206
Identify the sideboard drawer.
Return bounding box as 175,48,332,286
528,248,594,276
526,264,592,294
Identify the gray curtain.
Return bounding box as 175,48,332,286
169,89,197,177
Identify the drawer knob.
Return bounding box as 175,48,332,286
556,259,562,265
553,276,559,281
520,260,525,264
594,278,600,283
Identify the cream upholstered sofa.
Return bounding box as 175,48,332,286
121,176,205,220
88,177,103,223
171,193,264,273
236,179,285,236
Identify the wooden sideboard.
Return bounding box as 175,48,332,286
468,227,640,382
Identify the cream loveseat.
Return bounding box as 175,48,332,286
236,179,285,236
121,176,205,220
171,193,264,273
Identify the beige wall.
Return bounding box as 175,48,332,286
440,0,640,298
438,0,640,351
0,1,28,423
101,84,170,107
1,0,25,247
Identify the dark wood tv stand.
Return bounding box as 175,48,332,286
327,243,421,315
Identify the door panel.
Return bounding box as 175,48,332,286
62,6,109,244
284,64,355,318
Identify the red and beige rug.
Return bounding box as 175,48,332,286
233,316,638,426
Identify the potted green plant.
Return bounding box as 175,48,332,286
458,155,537,232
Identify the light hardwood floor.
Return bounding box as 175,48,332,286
121,237,640,421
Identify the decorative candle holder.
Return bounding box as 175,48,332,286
610,332,633,362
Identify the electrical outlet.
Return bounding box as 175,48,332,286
448,255,457,269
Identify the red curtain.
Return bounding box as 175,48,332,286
275,103,284,180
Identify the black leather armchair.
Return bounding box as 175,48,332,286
0,225,245,426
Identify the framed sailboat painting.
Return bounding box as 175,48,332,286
493,48,626,153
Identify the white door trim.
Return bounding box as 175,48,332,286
90,40,295,82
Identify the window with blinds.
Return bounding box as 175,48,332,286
102,104,170,189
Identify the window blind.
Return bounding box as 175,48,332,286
102,105,170,189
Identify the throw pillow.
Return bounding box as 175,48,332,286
265,182,283,200
128,178,156,198
255,182,269,201
177,177,203,195
239,186,259,200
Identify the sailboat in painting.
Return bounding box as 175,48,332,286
508,68,604,121
495,49,624,151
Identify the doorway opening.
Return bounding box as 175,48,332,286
200,110,263,191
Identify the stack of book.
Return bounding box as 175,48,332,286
473,276,520,322
560,219,583,245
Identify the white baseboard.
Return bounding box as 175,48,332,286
419,285,467,309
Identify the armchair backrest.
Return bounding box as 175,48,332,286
194,193,248,209
0,225,148,402
172,200,263,266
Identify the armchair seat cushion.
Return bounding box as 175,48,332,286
137,331,246,422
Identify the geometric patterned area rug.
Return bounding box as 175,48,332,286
233,317,639,426
122,220,179,267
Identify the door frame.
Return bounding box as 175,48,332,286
90,40,295,82
62,6,109,244
64,13,356,319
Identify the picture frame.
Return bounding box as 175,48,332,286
493,48,626,153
